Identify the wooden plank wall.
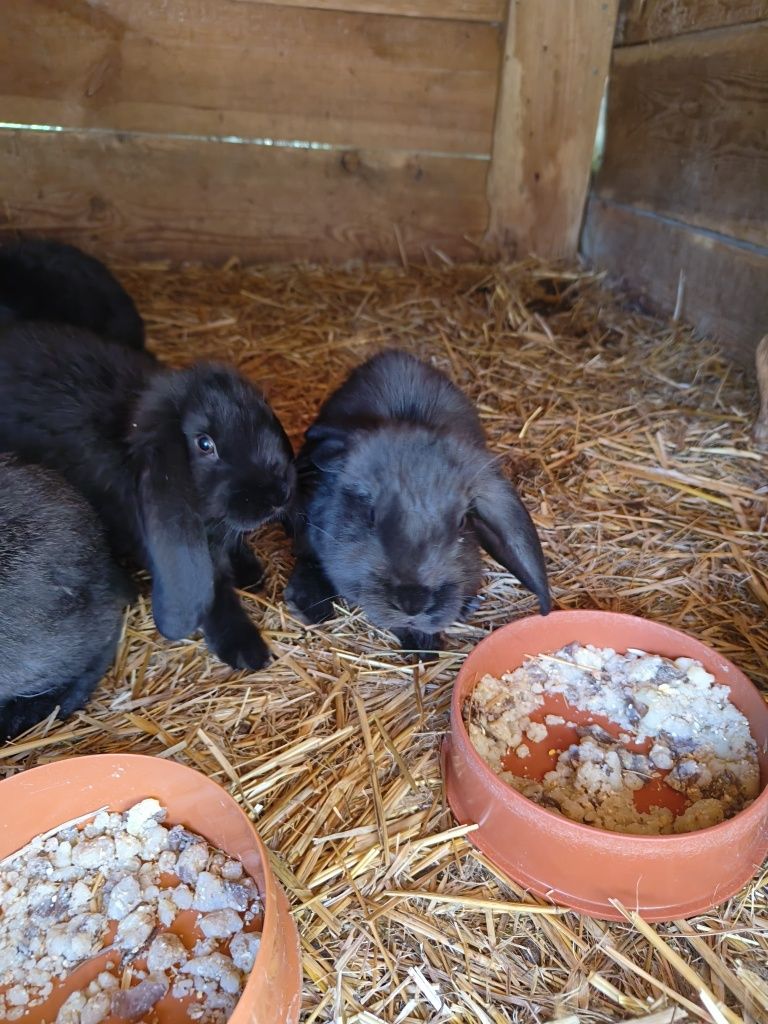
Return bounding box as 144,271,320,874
0,0,616,263
583,1,768,365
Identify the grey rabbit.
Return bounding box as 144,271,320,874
286,349,551,655
0,322,295,671
0,456,133,742
0,236,145,349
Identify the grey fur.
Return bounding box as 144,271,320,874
286,350,551,655
0,456,133,741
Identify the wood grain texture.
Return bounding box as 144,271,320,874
0,129,489,263
616,0,768,44
582,197,768,367
485,0,618,259
0,0,501,155
596,25,768,246
236,0,506,22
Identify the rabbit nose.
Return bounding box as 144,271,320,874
392,584,432,615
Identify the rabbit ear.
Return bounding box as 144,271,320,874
139,430,215,640
470,470,552,614
304,423,350,471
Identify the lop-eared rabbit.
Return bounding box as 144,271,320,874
287,350,551,655
0,323,294,670
0,456,133,741
0,236,145,349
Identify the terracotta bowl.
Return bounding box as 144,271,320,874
0,754,301,1024
443,610,768,921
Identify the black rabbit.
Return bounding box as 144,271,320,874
286,350,550,655
0,322,295,670
0,236,145,349
0,456,133,741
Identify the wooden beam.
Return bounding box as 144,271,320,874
235,0,506,22
616,0,768,44
0,128,489,263
485,0,618,259
582,197,768,367
595,23,768,247
0,0,501,155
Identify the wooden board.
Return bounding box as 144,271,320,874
485,0,618,259
0,128,489,263
616,0,768,44
238,0,506,22
581,197,768,367
0,0,501,155
595,24,768,246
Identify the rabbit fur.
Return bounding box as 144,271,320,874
0,322,295,670
286,349,551,655
0,456,134,741
0,236,145,349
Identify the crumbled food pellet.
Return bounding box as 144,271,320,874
515,744,530,759
525,722,548,744
230,930,261,973
171,882,194,909
220,859,244,881
466,644,760,835
106,875,142,921
81,990,112,1024
125,798,165,836
199,909,244,939
157,849,178,874
182,952,243,994
1,799,263,1024
177,842,209,884
56,990,87,1024
193,872,232,912
72,836,115,870
141,824,170,859
147,932,188,972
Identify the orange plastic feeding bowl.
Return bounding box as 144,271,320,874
0,754,301,1024
443,610,768,921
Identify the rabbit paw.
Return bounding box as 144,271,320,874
285,560,337,624
392,629,442,663
202,584,271,670
230,545,266,590
206,620,271,670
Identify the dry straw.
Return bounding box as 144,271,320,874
1,258,767,1023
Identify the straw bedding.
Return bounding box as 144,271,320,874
1,258,767,1024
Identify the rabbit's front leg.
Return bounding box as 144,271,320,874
202,576,271,670
392,628,442,663
203,540,270,669
285,556,338,624
229,537,265,591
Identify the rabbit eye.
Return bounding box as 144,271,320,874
196,433,217,456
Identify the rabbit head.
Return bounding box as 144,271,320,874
304,423,550,636
132,363,295,639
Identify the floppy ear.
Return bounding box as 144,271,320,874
139,431,215,640
303,423,350,472
470,470,552,615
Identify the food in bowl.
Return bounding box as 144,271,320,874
0,800,263,1024
465,643,760,835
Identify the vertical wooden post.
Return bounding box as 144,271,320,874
485,0,618,259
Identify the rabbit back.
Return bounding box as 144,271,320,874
0,237,145,349
0,322,156,557
0,457,132,740
311,349,486,443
